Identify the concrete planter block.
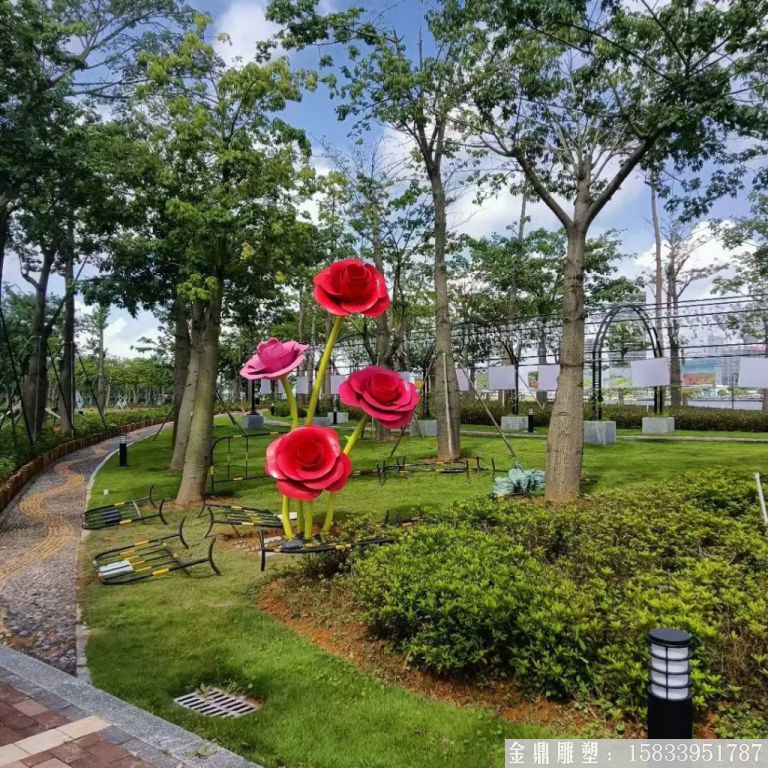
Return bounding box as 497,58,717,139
241,413,265,430
642,416,675,435
409,419,438,437
584,420,617,445
501,416,528,432
313,412,349,426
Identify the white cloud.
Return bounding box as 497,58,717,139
214,0,281,65
74,307,162,359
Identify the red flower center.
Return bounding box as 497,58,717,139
339,264,370,297
369,373,401,404
295,442,323,468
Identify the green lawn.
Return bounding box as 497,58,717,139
83,423,768,768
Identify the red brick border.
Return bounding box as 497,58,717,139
0,419,166,515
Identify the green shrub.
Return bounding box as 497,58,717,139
0,406,168,485
460,399,768,432
349,472,768,732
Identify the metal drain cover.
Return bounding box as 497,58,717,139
174,688,260,717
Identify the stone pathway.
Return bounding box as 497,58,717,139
0,427,158,672
0,429,262,768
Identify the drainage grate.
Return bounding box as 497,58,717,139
174,688,260,718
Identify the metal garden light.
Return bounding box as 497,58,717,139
118,434,128,467
647,628,693,738
527,408,534,433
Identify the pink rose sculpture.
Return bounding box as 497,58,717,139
339,366,420,430
240,338,309,381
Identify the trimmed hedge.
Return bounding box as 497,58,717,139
350,473,768,735
0,407,169,486
461,400,768,432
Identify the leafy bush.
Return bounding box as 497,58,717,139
350,472,768,733
460,400,768,432
0,407,168,484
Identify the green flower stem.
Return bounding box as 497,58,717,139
344,414,370,456
304,500,314,539
280,375,299,430
296,500,304,532
322,494,335,533
306,315,344,424
280,495,294,539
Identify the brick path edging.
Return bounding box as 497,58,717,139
0,419,166,518
0,646,263,768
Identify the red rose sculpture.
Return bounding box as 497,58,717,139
314,258,391,318
265,425,352,501
240,338,309,380
339,366,420,430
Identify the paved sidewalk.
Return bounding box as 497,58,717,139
0,646,261,768
0,426,160,673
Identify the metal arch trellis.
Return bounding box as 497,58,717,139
590,303,665,421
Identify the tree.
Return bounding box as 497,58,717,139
322,141,432,436
267,0,489,460
657,223,722,407
464,228,639,403
81,304,110,411
134,25,311,504
456,0,768,499
714,191,768,409
0,0,194,285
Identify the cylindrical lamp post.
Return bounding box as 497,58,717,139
119,434,128,467
647,628,693,738
527,408,534,433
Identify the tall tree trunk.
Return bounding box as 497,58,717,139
544,225,586,501
372,212,393,440
175,284,222,505
96,320,107,411
503,189,527,411
170,301,202,471
171,297,190,449
667,267,682,408
21,251,55,440
536,330,548,406
428,168,461,460
59,239,76,435
0,208,10,293
650,181,666,411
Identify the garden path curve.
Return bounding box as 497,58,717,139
0,425,162,674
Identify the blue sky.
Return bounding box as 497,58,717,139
7,0,752,357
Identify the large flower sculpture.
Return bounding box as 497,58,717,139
314,259,390,317
339,367,419,430
240,338,308,381
266,426,352,501
242,259,419,546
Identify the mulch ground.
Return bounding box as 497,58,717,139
256,571,619,737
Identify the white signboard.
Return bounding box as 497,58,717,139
398,371,414,383
738,358,768,388
276,379,286,395
295,376,309,395
538,364,560,392
330,374,347,395
488,365,517,390
260,379,272,396
630,358,670,388
456,368,471,392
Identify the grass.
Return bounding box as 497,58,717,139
83,421,768,767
